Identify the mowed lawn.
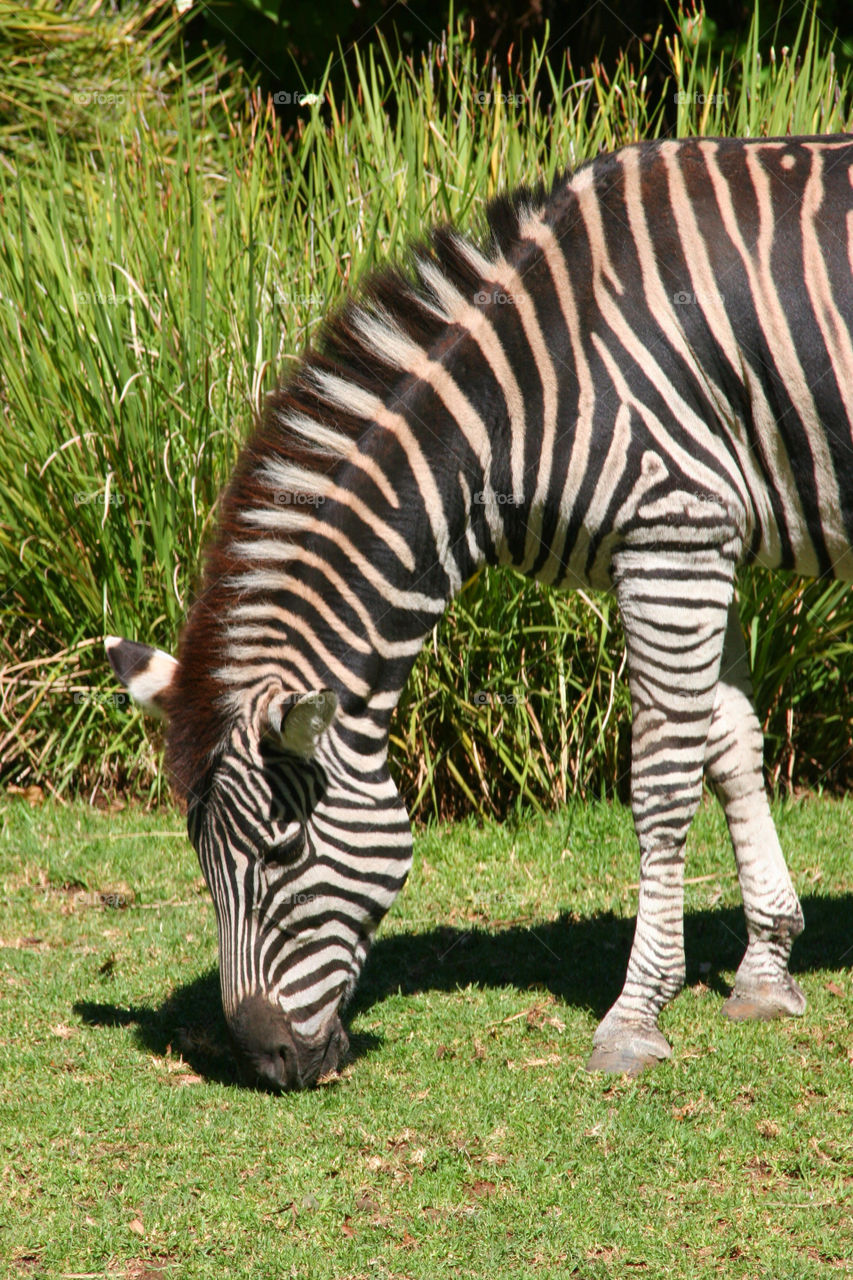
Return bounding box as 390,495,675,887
0,794,850,1279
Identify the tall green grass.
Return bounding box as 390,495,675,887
0,0,181,152
0,3,851,814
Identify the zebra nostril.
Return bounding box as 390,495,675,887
230,994,293,1089
230,994,347,1090
275,1042,301,1090
235,1045,285,1091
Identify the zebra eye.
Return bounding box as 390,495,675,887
262,821,306,863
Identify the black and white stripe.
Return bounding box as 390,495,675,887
109,134,853,1086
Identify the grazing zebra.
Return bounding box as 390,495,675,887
108,134,853,1089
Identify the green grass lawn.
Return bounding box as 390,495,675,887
0,794,850,1278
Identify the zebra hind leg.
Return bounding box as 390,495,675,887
586,544,736,1076
705,605,806,1022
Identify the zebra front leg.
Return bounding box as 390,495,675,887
586,840,690,1073
587,544,735,1076
705,604,805,1021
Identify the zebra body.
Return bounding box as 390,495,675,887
108,134,853,1087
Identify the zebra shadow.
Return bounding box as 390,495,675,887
74,891,852,1087
350,890,853,1019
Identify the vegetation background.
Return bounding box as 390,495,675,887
1,0,852,819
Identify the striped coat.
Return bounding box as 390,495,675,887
108,135,852,1088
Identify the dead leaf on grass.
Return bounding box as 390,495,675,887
6,784,44,806
507,1053,561,1070
122,1260,172,1280
587,1246,617,1262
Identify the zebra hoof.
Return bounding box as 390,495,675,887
585,1023,672,1076
584,1045,659,1076
722,978,806,1022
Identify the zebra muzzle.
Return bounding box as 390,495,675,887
230,993,349,1091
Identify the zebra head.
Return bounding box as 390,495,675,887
105,635,413,1091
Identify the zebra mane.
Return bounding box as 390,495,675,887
165,170,569,799
265,175,559,457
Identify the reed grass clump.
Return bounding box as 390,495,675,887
1,3,850,815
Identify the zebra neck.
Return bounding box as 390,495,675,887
185,197,597,775
219,430,491,745
297,432,497,737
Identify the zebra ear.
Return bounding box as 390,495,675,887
264,689,337,757
105,635,178,720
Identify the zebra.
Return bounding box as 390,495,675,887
107,134,853,1090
